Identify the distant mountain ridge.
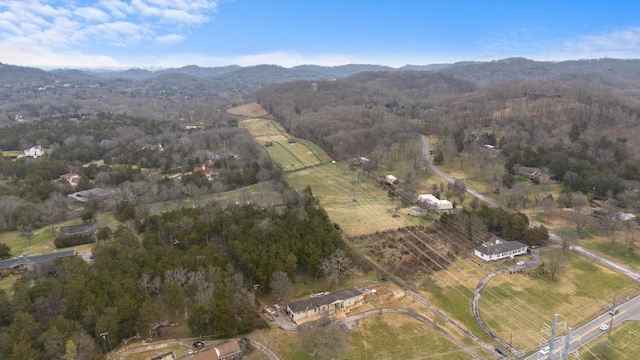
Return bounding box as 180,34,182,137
3,58,640,93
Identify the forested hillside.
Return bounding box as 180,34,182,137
257,69,640,209
0,191,347,359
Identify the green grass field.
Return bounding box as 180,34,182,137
286,163,428,236
1,150,23,158
477,251,638,354
345,314,472,360
581,321,640,359
240,118,329,171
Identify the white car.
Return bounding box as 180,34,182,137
516,261,525,266
539,345,550,355
600,324,610,331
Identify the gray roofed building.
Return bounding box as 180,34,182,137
286,286,364,323
67,188,115,203
474,236,527,262
0,249,76,276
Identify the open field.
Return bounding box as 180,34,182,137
346,314,472,360
414,249,640,355
286,163,428,236
227,102,271,118
581,321,640,359
240,118,328,171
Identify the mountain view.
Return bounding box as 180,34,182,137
2,1,640,360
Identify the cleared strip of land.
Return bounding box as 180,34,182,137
240,118,330,171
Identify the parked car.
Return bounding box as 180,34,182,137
600,324,610,331
516,261,525,266
539,345,550,355
495,347,508,357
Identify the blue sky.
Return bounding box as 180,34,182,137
1,0,640,69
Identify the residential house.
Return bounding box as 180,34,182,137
518,167,542,180
194,165,215,180
417,194,453,211
24,145,44,158
0,250,76,277
286,286,364,323
67,188,115,204
470,129,487,141
61,173,81,186
474,236,528,262
378,174,400,187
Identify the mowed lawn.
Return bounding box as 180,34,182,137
286,163,427,236
240,118,327,171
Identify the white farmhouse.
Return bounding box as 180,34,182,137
417,194,453,211
24,146,44,158
474,236,528,262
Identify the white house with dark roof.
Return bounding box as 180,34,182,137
474,236,528,262
286,286,364,323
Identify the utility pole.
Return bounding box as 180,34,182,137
562,327,572,360
547,314,559,360
608,294,616,339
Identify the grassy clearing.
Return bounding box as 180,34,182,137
586,241,640,270
1,150,23,158
227,102,271,118
581,321,640,359
417,250,639,354
240,118,329,171
478,251,638,354
0,275,20,294
346,314,471,360
286,163,428,236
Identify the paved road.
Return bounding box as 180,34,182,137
420,134,640,358
522,292,640,360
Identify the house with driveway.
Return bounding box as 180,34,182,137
286,286,364,323
474,236,528,262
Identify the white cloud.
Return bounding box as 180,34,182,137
567,27,640,53
155,33,184,44
75,7,110,22
0,40,119,68
0,0,220,67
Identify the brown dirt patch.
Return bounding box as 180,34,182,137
227,102,270,118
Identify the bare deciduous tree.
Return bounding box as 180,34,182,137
318,249,353,284
269,271,293,301
546,250,567,280
297,323,350,360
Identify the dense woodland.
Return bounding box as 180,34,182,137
0,191,347,359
